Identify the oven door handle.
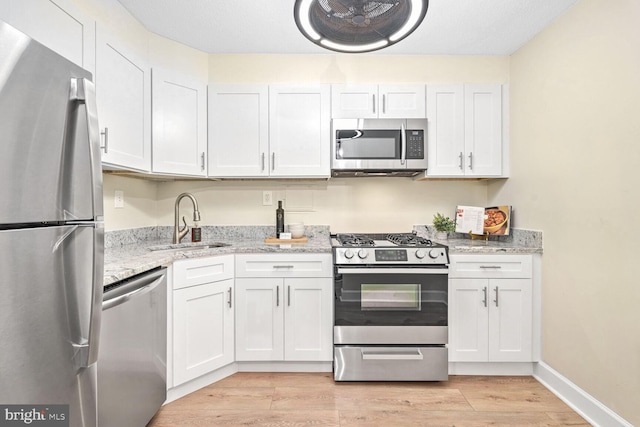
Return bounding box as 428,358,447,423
361,349,424,360
337,268,448,275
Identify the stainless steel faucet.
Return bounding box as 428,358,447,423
173,192,201,244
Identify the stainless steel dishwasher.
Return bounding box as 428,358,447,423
98,267,167,427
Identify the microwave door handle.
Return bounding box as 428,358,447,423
400,123,406,165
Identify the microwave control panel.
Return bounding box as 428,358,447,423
406,130,425,159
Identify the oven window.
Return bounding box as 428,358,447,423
334,270,448,327
361,284,420,311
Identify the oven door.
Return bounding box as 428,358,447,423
334,266,448,345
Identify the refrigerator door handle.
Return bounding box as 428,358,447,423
58,224,104,369
70,77,103,219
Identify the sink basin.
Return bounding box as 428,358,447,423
148,242,230,252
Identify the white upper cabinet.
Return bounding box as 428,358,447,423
96,26,151,172
208,85,269,177
268,84,331,177
152,68,207,176
209,84,330,178
331,84,426,119
2,0,95,74
427,84,504,177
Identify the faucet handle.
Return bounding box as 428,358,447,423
180,216,188,233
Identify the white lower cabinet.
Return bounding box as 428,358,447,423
172,256,234,386
448,255,533,362
235,254,333,362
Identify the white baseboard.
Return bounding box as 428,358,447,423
166,363,238,403
533,362,633,427
237,361,332,373
449,362,534,376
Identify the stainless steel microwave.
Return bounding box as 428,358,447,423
331,119,428,177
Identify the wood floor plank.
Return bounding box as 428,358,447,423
271,385,473,411
339,410,563,426
148,409,340,427
461,387,576,412
162,386,274,410
209,371,335,388
147,373,593,426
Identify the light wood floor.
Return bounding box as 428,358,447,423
148,372,592,426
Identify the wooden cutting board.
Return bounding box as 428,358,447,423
264,236,308,244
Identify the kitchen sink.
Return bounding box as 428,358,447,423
147,242,231,252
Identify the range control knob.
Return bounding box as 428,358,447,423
429,249,441,259
415,249,426,259
358,249,369,259
344,249,354,259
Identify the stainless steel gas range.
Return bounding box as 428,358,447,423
332,232,449,381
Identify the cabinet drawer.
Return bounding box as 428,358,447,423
235,254,333,278
449,255,532,278
173,255,234,289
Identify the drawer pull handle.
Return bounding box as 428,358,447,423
273,265,294,269
479,265,502,269
361,349,423,360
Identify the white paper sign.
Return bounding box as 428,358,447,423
455,206,485,234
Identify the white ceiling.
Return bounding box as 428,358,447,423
116,0,578,55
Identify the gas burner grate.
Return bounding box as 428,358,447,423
335,233,375,247
386,233,433,247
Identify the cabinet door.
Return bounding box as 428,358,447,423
379,84,425,119
152,69,207,176
235,278,284,361
4,0,95,73
269,85,330,177
208,85,269,177
464,84,502,176
173,279,234,386
96,27,151,172
448,278,489,362
426,85,465,176
331,84,378,119
488,279,532,362
284,278,333,361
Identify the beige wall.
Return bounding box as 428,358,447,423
153,178,488,234
491,0,640,424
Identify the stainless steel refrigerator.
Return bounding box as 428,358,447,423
0,21,103,427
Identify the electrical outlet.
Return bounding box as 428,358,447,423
262,191,273,206
114,190,124,208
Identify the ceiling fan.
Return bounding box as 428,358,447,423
294,0,429,53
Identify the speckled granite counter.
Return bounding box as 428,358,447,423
105,225,542,287
414,225,543,255
104,225,332,286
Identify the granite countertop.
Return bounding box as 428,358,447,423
414,225,543,255
104,225,332,287
104,225,542,287
443,238,543,254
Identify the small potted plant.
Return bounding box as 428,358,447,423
432,212,456,240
